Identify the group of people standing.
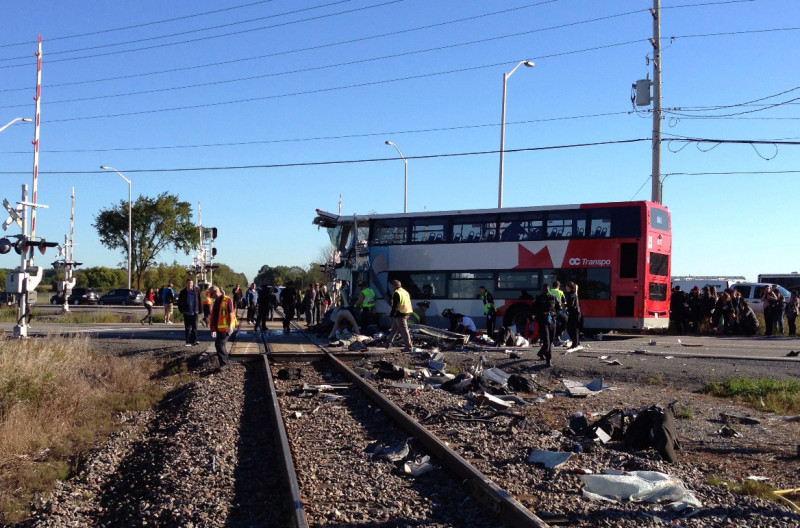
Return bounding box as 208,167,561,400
670,284,799,336
529,281,582,367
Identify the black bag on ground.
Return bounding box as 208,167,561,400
591,409,626,441
624,405,679,463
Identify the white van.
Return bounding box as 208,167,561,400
671,276,744,293
730,283,791,311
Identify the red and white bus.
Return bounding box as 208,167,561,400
314,200,671,331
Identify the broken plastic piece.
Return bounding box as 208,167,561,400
527,449,574,468
403,455,436,476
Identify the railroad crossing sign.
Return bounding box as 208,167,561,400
2,198,23,231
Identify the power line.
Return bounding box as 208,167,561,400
0,0,281,49
0,1,561,81
0,1,385,64
0,111,630,154
0,138,651,175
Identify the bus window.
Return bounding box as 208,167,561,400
649,253,669,277
546,212,585,238
411,220,446,244
589,215,611,238
557,268,611,300
449,272,493,299
619,243,638,279
499,213,543,241
452,218,497,243
388,272,446,299
370,219,408,245
649,283,667,301
650,208,669,232
497,271,539,293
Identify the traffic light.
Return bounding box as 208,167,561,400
211,247,217,257
211,227,217,240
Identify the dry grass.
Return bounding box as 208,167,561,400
0,335,164,524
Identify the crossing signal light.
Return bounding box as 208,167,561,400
0,237,10,254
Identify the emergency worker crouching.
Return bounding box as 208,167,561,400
409,300,430,325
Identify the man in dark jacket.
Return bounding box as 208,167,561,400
533,284,557,367
177,278,201,346
281,280,297,333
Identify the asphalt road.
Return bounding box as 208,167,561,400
2,317,798,392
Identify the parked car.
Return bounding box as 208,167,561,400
50,287,100,305
98,288,144,305
730,283,791,312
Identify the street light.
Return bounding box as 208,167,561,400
100,165,132,289
385,140,408,213
498,60,534,208
0,117,32,134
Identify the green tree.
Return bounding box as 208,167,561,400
94,193,199,289
78,266,127,290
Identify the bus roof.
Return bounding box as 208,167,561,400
314,200,664,226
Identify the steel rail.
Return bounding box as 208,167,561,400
241,329,309,528
285,322,551,528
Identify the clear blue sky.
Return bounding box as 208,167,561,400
2,0,798,283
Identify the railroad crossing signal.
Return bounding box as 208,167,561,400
2,199,23,231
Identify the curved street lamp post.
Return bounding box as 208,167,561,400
498,60,534,208
100,166,132,289
385,141,408,213
0,117,32,134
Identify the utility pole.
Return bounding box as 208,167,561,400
650,0,663,204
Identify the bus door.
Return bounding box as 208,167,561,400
614,242,640,320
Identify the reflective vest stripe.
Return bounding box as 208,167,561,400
214,296,237,331
396,288,412,314
362,288,376,308
202,290,213,306
409,311,421,324
482,292,495,314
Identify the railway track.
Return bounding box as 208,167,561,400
247,318,550,528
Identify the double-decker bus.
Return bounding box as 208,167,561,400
314,200,671,332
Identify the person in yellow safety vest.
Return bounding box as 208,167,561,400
386,279,413,352
200,284,214,327
409,300,430,326
209,285,237,371
478,285,497,338
356,280,376,328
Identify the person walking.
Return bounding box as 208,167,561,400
281,280,297,333
762,285,777,336
533,284,557,367
356,281,376,328
231,284,243,319
209,285,237,371
244,283,258,324
478,285,496,339
141,287,155,325
773,285,786,335
564,281,583,352
255,281,272,332
177,279,201,346
302,283,315,326
386,279,413,352
161,283,176,324
786,290,799,336
200,284,213,327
